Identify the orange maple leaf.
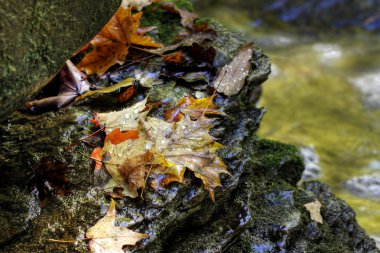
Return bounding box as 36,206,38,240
91,147,103,170
104,128,139,145
118,85,135,103
77,6,163,76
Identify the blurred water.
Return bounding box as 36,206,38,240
195,2,380,237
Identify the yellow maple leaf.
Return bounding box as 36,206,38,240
86,199,148,253
164,96,226,123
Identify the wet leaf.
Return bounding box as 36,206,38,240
72,78,134,105
118,85,136,103
144,116,229,201
164,96,225,122
95,98,228,201
77,6,162,76
102,137,152,198
104,128,139,145
214,43,253,96
86,199,148,253
25,60,90,112
304,200,323,224
134,69,163,88
164,51,185,64
97,98,149,133
160,2,197,28
91,147,103,170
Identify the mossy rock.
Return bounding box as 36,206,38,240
0,1,377,252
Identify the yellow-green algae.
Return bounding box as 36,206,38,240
258,40,380,236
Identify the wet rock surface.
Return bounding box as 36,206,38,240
0,0,119,122
0,3,378,253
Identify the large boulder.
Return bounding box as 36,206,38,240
0,0,120,121
0,1,377,253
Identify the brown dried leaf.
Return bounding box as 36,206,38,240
25,60,90,111
214,43,253,96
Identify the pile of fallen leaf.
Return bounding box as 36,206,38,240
26,1,255,252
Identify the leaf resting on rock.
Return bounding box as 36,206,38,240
77,5,162,76
214,43,253,96
304,200,323,224
94,98,229,201
86,199,148,253
72,78,134,105
164,96,226,123
25,60,90,111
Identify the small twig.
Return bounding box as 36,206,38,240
48,239,79,244
65,127,104,152
140,164,154,198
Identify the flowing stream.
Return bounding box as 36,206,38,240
196,5,380,238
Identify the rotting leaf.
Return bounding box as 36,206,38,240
25,60,90,112
304,200,323,224
214,43,253,96
77,5,162,76
159,2,197,29
29,157,70,206
72,78,134,105
86,199,148,253
164,96,225,123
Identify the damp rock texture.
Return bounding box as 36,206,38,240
0,0,119,121
0,2,378,253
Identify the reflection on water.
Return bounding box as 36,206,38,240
196,5,380,237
